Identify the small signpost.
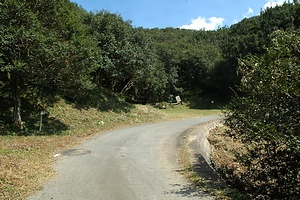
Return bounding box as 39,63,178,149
39,110,46,131
175,95,182,104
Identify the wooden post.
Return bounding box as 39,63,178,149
39,111,46,131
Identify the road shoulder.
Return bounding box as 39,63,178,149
184,119,229,195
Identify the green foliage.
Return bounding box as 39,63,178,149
128,28,168,103
225,30,300,199
87,12,167,103
0,0,99,130
0,0,49,129
148,28,222,96
217,2,300,95
1,0,299,134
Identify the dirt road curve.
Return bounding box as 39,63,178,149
28,115,221,200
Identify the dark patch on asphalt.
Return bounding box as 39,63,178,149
61,149,91,156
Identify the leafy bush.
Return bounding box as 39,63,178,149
225,30,300,199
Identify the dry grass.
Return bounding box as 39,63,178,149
0,99,221,200
208,125,245,172
209,127,300,199
208,125,249,199
0,136,76,199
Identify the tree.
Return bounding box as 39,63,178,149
148,28,223,97
225,30,300,199
129,28,167,103
0,0,99,130
87,12,167,103
31,0,99,101
216,2,299,96
87,11,132,91
0,0,47,129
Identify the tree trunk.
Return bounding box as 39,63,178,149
120,78,135,95
11,73,24,130
13,96,23,129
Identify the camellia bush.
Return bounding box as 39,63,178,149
225,29,300,199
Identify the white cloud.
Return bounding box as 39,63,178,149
247,7,254,15
179,16,224,31
264,0,286,10
243,7,254,18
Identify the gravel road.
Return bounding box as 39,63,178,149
28,115,221,200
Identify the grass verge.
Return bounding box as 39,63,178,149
0,98,221,200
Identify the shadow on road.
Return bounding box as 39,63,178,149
169,183,212,198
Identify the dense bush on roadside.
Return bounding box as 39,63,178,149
225,30,300,199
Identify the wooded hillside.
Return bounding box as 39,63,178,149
0,1,299,133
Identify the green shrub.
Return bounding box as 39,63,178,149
225,30,300,199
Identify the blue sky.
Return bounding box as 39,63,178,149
70,0,287,30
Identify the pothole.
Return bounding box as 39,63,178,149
60,149,91,156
